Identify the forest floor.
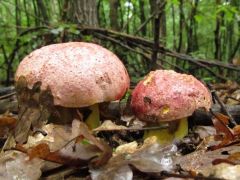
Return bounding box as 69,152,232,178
0,81,240,180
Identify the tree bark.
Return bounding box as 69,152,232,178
15,0,21,34
139,0,146,36
177,0,184,53
32,0,39,26
149,0,166,70
36,0,49,25
171,3,177,50
109,0,120,30
214,0,223,60
64,0,98,27
186,0,199,53
23,0,30,27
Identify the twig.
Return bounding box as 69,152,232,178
134,1,166,35
93,32,151,61
93,124,169,132
80,26,239,79
0,92,16,100
163,51,228,81
226,96,240,103
207,83,237,127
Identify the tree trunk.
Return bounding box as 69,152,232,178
149,0,166,70
109,0,120,30
64,0,98,27
139,0,146,36
159,5,166,47
171,3,176,50
228,0,240,61
186,0,199,53
177,0,184,53
23,0,30,27
32,0,39,26
36,0,49,25
15,0,21,35
214,0,223,60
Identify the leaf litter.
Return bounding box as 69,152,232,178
0,81,240,179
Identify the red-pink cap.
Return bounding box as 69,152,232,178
15,42,130,107
131,70,212,123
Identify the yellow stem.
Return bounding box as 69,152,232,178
85,104,100,129
143,117,188,144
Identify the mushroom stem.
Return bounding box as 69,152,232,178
143,117,188,144
85,104,101,129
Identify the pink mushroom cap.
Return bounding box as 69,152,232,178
15,42,130,107
131,70,212,123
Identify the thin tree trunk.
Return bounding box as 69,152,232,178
32,0,39,26
186,0,199,53
139,0,146,36
36,0,49,25
177,0,184,53
214,0,223,60
149,0,166,68
23,0,30,27
171,3,176,50
99,0,107,27
126,0,131,33
61,0,69,21
109,0,120,30
15,0,21,34
160,5,166,47
228,0,240,61
151,13,161,70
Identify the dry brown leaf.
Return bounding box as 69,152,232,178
14,120,112,168
93,120,128,132
211,114,235,150
0,115,17,128
0,151,43,179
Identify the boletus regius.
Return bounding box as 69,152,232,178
15,42,130,142
131,70,212,144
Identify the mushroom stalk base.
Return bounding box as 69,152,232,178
85,104,100,129
143,117,188,144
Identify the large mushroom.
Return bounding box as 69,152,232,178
15,42,130,142
131,70,212,144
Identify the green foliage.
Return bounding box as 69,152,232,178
0,0,239,84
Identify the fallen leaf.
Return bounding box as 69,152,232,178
14,120,112,168
90,137,178,180
202,163,240,180
211,114,235,150
0,151,43,180
0,115,17,138
93,120,128,132
0,115,17,128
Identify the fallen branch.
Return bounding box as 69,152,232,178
81,27,239,70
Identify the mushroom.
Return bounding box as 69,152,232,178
15,42,130,131
130,70,212,144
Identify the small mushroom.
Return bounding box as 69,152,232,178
15,42,130,129
130,70,212,144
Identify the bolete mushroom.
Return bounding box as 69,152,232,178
130,70,212,144
15,42,130,131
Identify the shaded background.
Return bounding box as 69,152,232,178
0,0,239,86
